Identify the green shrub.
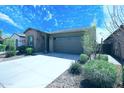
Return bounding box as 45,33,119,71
96,54,108,61
3,38,16,57
17,46,27,54
26,47,33,55
69,62,82,75
82,59,117,88
0,44,6,52
80,54,89,64
3,38,15,48
6,46,16,57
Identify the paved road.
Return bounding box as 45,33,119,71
0,53,79,88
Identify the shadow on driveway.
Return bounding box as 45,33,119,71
34,52,80,60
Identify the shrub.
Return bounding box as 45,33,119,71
0,44,6,52
26,47,33,55
6,46,16,57
80,54,89,64
3,38,15,48
17,46,27,54
96,54,108,61
3,38,16,57
82,59,117,88
69,62,82,75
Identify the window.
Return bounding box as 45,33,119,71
28,36,33,47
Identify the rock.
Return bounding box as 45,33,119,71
46,70,82,88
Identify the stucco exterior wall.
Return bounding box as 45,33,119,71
24,27,96,54
25,29,47,52
49,27,96,54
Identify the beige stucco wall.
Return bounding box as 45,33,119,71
25,29,47,52
24,27,96,54
49,27,96,54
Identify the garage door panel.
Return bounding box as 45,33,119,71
54,37,83,54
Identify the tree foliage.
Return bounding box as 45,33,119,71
81,26,96,56
3,38,16,48
3,38,16,57
0,30,2,37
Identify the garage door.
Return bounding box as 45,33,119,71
54,36,83,54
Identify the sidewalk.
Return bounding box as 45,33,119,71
0,52,5,55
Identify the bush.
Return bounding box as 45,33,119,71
82,59,117,88
96,54,108,61
0,44,6,52
6,46,16,57
26,47,33,55
80,54,89,64
69,62,82,75
17,46,27,54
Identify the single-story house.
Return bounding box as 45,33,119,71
10,33,26,48
104,25,124,63
24,27,96,54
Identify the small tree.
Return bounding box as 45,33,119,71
83,31,93,56
3,38,16,57
3,38,16,48
81,26,96,59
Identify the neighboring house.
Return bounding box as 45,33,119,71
104,25,124,62
10,33,26,47
24,27,96,54
0,35,10,44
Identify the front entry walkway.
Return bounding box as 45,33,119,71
0,53,79,88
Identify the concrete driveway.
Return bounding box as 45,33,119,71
0,53,79,88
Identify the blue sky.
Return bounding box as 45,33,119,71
0,5,105,35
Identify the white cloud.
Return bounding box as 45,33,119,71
54,19,58,26
42,7,46,11
96,27,111,44
0,12,21,28
44,11,53,21
91,16,97,26
95,5,118,44
103,6,112,26
102,5,121,31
